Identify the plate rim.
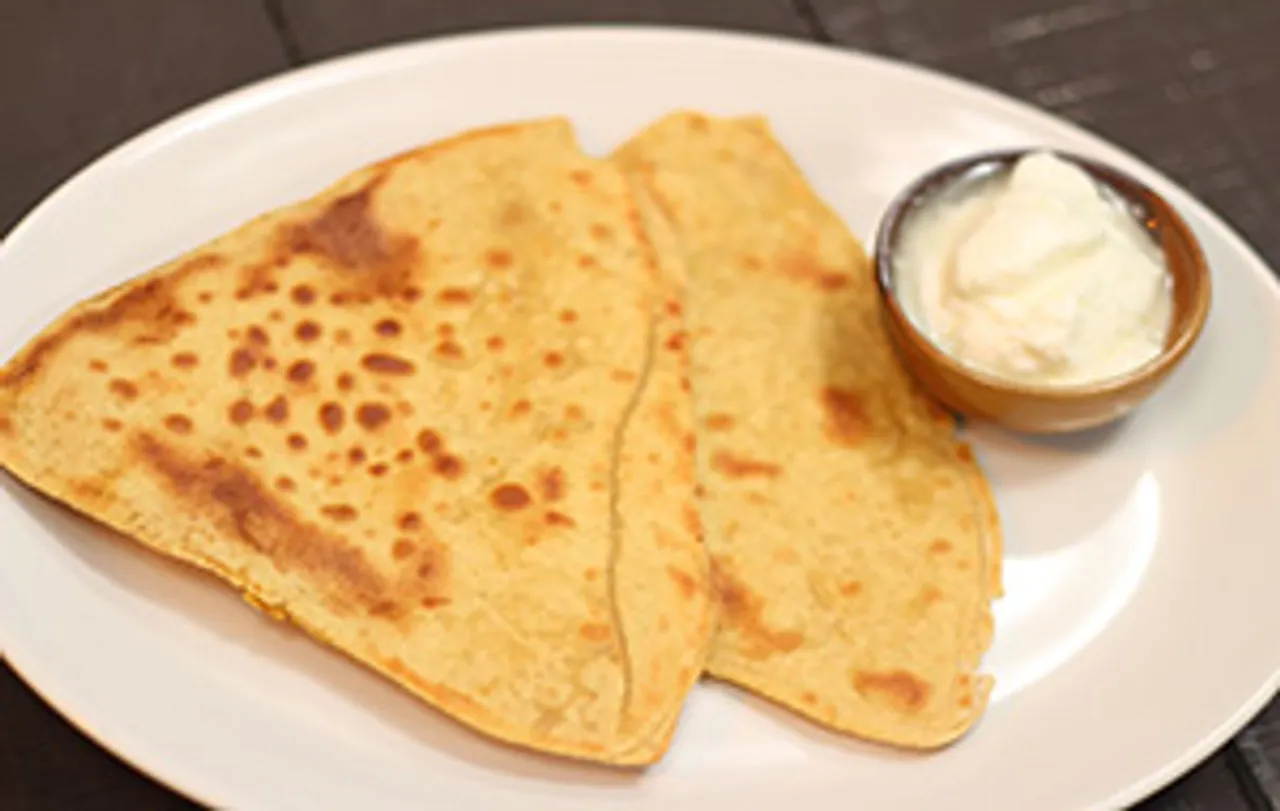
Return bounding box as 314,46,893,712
1,24,1277,811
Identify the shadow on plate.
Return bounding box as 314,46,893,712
963,417,1151,558
12,484,651,790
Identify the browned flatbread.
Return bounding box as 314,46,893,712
0,118,714,765
615,112,1003,748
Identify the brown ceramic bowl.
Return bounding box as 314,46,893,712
874,149,1212,434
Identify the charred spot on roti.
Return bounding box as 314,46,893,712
485,249,513,269
134,433,388,612
356,403,391,430
101,418,123,433
929,538,953,556
779,252,850,290
108,378,139,400
711,560,805,658
264,396,290,424
437,287,473,305
245,446,263,459
319,402,344,434
395,449,414,465
416,429,442,454
368,462,390,477
664,331,687,353
822,387,870,446
361,353,415,376
579,623,611,643
374,319,401,337
274,476,295,492
0,272,204,388
291,285,316,305
433,454,464,479
544,351,565,369
544,511,576,528
434,340,463,361
398,512,422,532
246,326,270,346
667,567,698,599
286,360,316,384
852,669,931,714
228,348,258,378
681,503,701,536
295,321,322,342
485,336,505,353
321,504,359,523
491,483,531,512
392,538,417,560
170,352,198,370
539,467,565,501
956,444,975,463
367,600,401,618
559,309,578,324
346,446,367,465
163,414,193,435
286,433,308,451
589,223,612,242
88,359,109,373
703,413,735,431
228,400,255,425
578,254,598,269
711,450,781,479
285,183,386,269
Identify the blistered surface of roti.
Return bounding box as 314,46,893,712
615,112,1002,748
0,118,712,765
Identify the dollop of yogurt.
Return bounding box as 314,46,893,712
895,152,1173,386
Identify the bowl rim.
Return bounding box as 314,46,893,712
872,147,1214,401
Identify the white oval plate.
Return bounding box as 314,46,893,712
1,27,1277,811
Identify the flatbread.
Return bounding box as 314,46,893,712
614,112,1002,748
0,119,713,765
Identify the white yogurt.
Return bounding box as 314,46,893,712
894,152,1173,387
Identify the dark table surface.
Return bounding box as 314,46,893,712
1,1,1277,809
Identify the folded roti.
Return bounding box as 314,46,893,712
0,119,713,765
614,112,1002,748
